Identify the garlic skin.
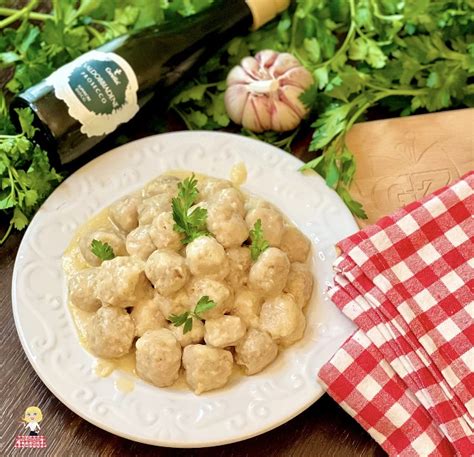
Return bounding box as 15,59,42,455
225,50,314,133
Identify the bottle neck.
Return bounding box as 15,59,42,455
100,0,253,92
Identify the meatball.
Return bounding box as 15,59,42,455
186,236,229,280
248,247,290,297
136,329,181,387
207,209,249,248
187,278,232,319
182,344,233,394
149,211,183,251
226,247,251,289
138,193,172,226
259,294,304,342
197,177,233,202
169,318,204,347
245,207,284,247
86,307,135,358
80,230,126,266
155,291,191,320
284,262,314,308
126,225,156,260
280,309,306,347
230,289,262,328
204,316,246,348
109,196,139,234
96,256,148,307
68,268,101,312
131,293,167,337
145,250,189,296
209,188,245,216
235,328,278,375
280,226,311,262
142,175,179,199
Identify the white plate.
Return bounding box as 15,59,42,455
12,131,357,447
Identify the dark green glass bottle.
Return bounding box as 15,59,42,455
11,0,289,165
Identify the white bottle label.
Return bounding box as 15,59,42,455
47,51,139,137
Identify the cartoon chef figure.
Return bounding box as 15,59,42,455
22,406,43,436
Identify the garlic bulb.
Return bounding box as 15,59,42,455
224,50,314,133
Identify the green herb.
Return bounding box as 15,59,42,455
90,239,115,261
170,0,474,219
0,107,62,244
169,295,216,334
249,219,269,261
171,174,210,244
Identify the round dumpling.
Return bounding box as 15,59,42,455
153,290,191,320
109,196,139,234
259,294,304,342
230,288,262,328
186,278,232,319
226,247,251,289
68,268,101,312
248,247,290,297
126,225,156,260
142,175,179,199
145,250,189,296
245,207,284,247
280,309,306,347
204,316,246,348
138,193,172,226
86,307,135,358
209,188,245,216
197,177,232,201
185,236,229,280
96,256,148,307
280,226,311,262
79,230,126,266
168,318,204,347
182,344,233,394
149,211,183,251
284,262,314,308
136,329,181,387
130,293,167,337
235,328,278,375
207,209,249,248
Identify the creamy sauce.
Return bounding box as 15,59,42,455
230,162,247,187
115,376,135,393
63,164,311,393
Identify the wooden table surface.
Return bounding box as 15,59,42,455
0,120,385,456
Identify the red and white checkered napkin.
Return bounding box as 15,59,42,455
318,171,474,456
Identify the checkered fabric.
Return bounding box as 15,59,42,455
14,435,47,448
318,171,474,456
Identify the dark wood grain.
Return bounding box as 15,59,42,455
0,168,384,457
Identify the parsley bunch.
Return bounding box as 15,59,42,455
171,0,474,218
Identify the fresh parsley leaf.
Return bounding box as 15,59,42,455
90,239,115,261
169,311,190,327
194,295,217,317
249,219,269,261
172,174,210,244
168,296,216,334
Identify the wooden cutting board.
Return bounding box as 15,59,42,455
345,108,474,227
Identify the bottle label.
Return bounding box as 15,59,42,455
47,51,139,137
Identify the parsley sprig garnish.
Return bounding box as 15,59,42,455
171,174,210,244
90,239,115,261
249,219,269,261
169,296,216,334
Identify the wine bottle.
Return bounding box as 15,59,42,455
11,0,289,166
